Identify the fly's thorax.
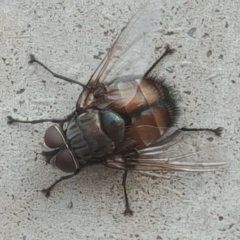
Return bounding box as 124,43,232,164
42,109,125,173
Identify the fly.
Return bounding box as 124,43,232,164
8,2,227,215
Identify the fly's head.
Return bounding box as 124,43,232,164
42,124,79,173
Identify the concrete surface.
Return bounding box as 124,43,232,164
0,0,240,239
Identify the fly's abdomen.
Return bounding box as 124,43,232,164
65,109,125,164
127,77,177,148
103,76,178,149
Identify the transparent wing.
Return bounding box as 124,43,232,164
105,131,230,172
78,2,165,108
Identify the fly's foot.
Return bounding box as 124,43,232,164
165,44,176,55
42,188,51,198
124,208,133,216
7,116,15,124
213,127,223,137
29,54,37,64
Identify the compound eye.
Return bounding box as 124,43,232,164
44,125,64,148
55,149,77,173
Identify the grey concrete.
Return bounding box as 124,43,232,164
0,1,240,239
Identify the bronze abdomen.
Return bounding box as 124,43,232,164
95,76,178,149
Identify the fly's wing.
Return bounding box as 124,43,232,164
78,2,165,108
105,130,230,172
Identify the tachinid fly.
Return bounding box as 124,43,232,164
8,2,228,215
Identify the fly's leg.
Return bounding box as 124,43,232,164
181,127,223,137
7,54,87,125
144,44,175,77
122,170,133,216
7,111,76,125
29,54,89,89
42,169,80,197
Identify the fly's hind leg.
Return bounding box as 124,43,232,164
181,127,223,137
42,169,80,197
144,44,175,77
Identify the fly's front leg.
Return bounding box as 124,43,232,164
7,111,76,125
42,169,80,197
